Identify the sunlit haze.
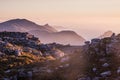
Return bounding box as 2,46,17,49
0,0,120,40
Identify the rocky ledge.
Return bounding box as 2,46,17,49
0,31,65,80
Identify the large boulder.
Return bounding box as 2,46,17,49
52,49,65,58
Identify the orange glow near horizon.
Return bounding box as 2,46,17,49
0,0,120,39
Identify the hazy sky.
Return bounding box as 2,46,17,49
0,0,120,40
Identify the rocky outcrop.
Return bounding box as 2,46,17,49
38,44,65,58
83,33,120,79
0,31,66,80
0,31,64,58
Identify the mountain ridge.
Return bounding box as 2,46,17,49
0,19,85,45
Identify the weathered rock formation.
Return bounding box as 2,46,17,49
0,31,65,58
83,33,120,80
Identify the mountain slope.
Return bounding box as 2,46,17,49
51,31,85,45
99,31,114,39
0,19,57,32
0,19,85,45
29,30,85,45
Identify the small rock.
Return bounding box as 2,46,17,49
117,67,120,74
93,68,97,72
102,63,109,67
100,71,111,77
5,70,11,73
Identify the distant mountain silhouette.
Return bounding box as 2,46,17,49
0,19,85,45
0,19,57,32
29,30,85,45
99,31,114,39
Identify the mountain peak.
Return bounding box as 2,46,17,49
105,30,113,34
43,23,58,32
44,24,50,26
99,30,114,39
60,30,76,33
0,19,85,45
3,18,27,22
58,30,81,36
2,18,36,24
0,18,57,33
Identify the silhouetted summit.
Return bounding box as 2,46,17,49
0,19,85,45
99,30,114,39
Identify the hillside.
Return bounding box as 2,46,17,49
0,19,57,33
0,19,85,45
0,31,120,80
0,31,83,80
29,30,85,45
